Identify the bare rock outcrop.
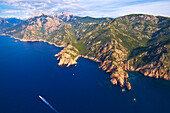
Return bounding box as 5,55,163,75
55,45,80,67
125,82,131,90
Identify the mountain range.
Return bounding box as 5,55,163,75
0,17,23,32
1,12,170,90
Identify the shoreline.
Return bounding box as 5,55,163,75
1,33,66,48
2,33,102,67
1,33,169,90
1,34,101,63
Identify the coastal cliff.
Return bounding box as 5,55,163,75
55,45,80,67
124,44,170,80
2,12,170,90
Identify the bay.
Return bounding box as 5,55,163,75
0,35,170,113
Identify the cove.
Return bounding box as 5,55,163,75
0,35,170,113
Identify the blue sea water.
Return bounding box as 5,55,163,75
0,35,170,113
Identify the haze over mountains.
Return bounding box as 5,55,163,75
1,12,170,90
0,18,23,32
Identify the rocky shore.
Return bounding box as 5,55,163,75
1,33,66,47
3,33,169,91
55,48,132,90
124,61,170,81
81,55,101,62
2,13,169,91
55,45,80,67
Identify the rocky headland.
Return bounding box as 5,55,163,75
2,12,170,91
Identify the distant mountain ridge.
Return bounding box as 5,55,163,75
2,12,170,90
0,18,23,32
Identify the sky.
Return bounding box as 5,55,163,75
0,0,170,19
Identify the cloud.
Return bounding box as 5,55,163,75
3,10,22,13
103,1,170,17
0,0,82,15
74,0,170,17
0,0,170,18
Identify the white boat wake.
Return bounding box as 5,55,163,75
39,95,60,113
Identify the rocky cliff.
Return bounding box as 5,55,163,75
2,13,170,90
55,45,80,67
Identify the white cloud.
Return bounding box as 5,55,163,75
3,10,22,13
104,1,170,17
74,0,170,18
4,15,26,19
0,0,170,18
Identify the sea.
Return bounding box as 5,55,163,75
0,35,170,113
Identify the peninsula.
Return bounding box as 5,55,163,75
1,12,170,90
